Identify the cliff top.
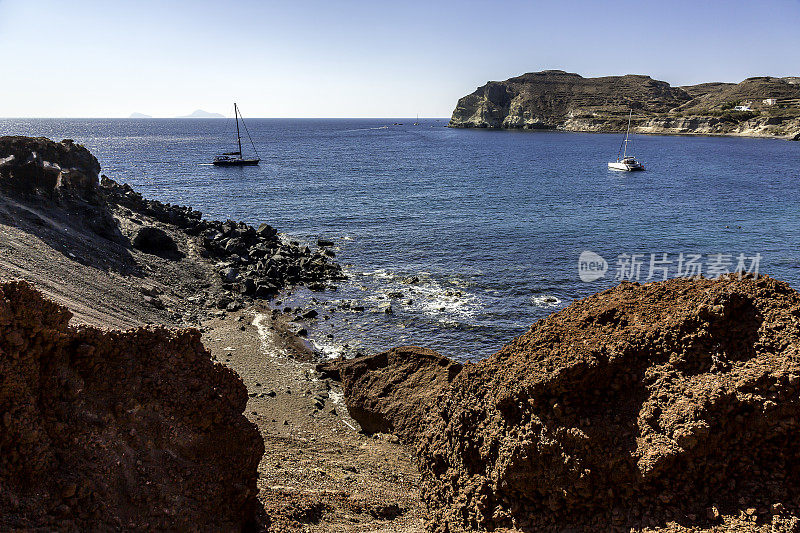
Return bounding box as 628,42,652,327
450,69,800,136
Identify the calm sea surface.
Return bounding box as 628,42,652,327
1,118,799,360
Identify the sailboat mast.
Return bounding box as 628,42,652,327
623,110,632,158
234,103,243,157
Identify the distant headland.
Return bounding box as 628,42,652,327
177,109,225,119
127,110,226,119
449,70,800,140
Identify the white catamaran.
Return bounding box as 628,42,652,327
608,110,645,171
213,103,260,166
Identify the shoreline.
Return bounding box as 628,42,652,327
0,136,427,531
447,123,800,141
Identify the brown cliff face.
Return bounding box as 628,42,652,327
0,280,264,530
334,276,800,532
449,70,800,139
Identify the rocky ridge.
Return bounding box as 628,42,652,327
327,275,800,532
450,70,800,139
100,176,345,301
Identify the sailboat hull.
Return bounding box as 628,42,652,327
212,158,260,167
608,161,645,171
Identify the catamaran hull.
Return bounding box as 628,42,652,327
608,162,645,171
212,159,260,167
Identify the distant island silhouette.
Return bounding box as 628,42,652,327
128,112,152,119
177,109,225,119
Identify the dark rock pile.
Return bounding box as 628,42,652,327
99,176,345,299
0,280,263,530
332,276,800,532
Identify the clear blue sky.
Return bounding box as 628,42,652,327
1,0,799,118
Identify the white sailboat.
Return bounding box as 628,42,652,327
608,110,645,171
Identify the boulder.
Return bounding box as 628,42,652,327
240,277,256,295
255,284,276,298
319,347,462,443
256,223,277,239
131,226,179,257
219,267,240,284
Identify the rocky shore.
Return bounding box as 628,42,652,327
100,176,345,300
0,136,343,327
449,70,800,139
0,136,425,531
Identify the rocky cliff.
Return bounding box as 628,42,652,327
450,70,800,139
329,275,800,532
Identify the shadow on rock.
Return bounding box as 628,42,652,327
0,136,140,275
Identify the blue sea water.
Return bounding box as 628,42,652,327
1,118,799,360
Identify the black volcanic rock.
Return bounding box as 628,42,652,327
131,226,180,257
0,136,101,201
0,136,122,241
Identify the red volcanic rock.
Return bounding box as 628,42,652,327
319,346,462,443
417,276,800,531
0,280,263,530
334,276,800,532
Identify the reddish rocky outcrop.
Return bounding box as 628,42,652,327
0,280,264,530
335,276,800,531
319,346,462,443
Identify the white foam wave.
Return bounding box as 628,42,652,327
309,338,351,360
530,295,562,308
252,313,289,358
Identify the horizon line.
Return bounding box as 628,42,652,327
0,116,453,120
